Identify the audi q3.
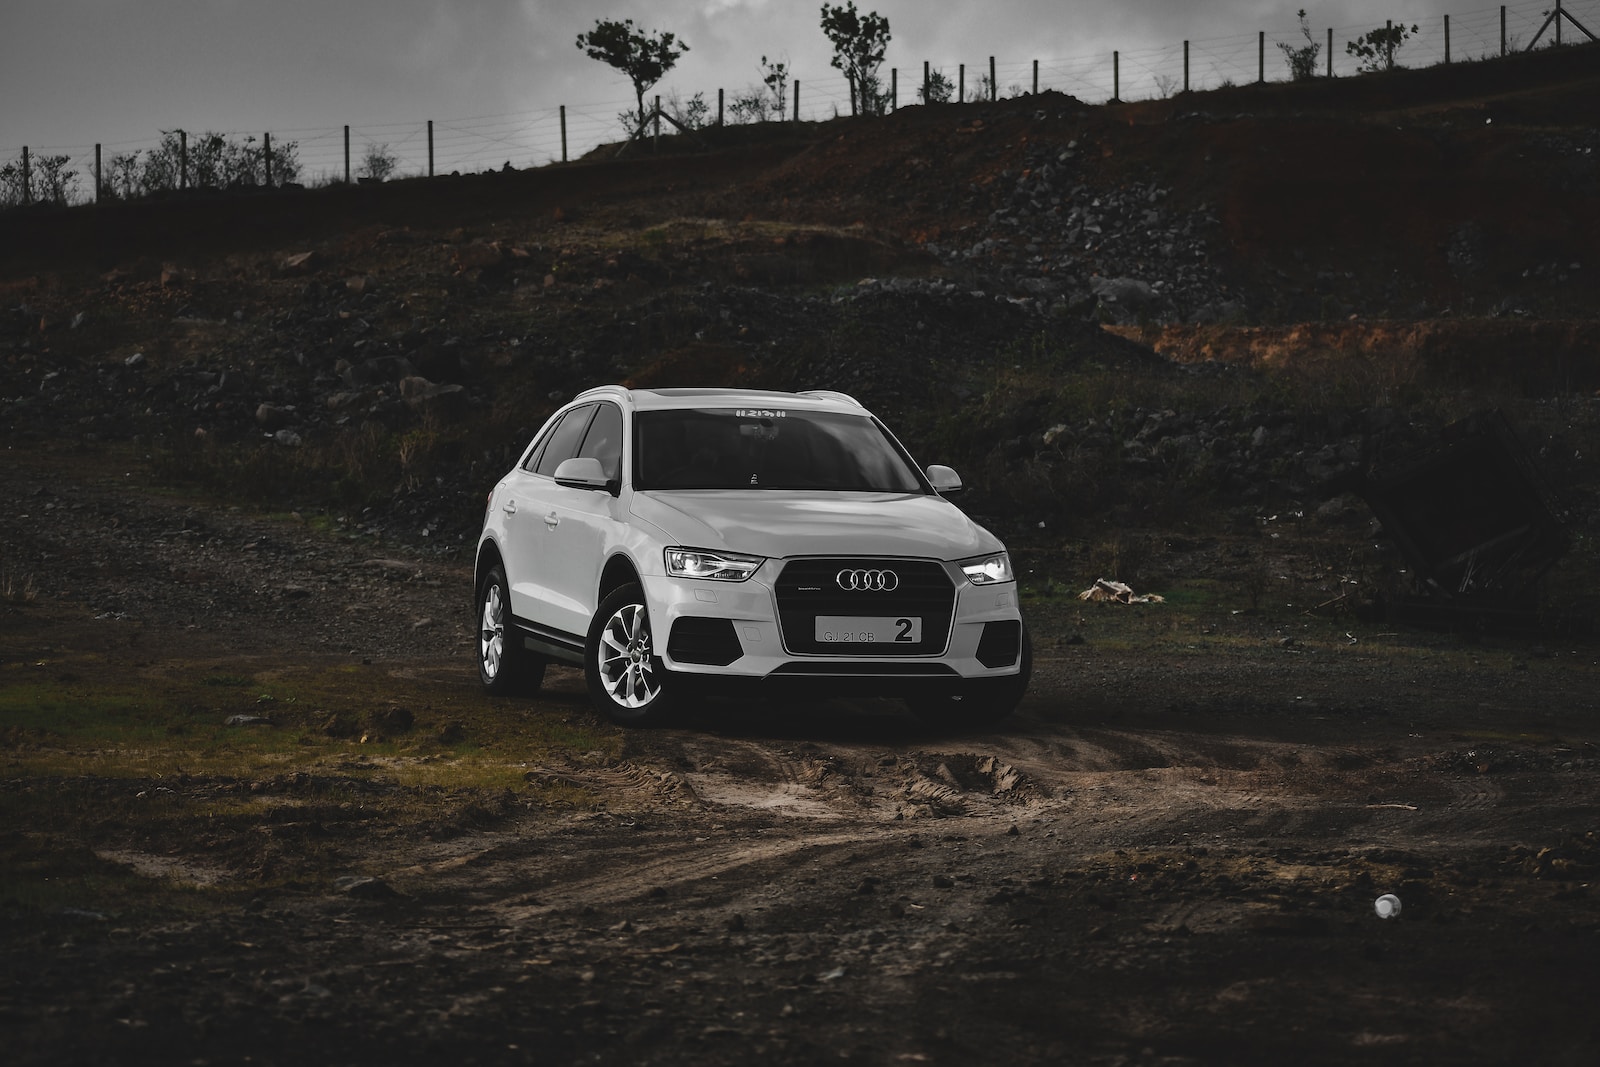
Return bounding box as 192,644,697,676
473,386,1030,726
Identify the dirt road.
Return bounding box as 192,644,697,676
4,449,1600,1065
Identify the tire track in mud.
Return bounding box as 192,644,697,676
630,719,1530,847
675,737,853,819
522,757,700,811
489,828,877,921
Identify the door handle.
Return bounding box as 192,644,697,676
544,511,560,528
502,500,517,515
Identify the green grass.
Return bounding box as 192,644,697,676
0,653,619,785
0,637,624,914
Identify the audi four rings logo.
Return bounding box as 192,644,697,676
837,568,899,591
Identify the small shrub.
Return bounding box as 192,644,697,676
0,153,79,207
1278,9,1322,81
107,151,142,199
359,142,398,182
664,90,710,130
729,56,790,123
918,69,954,104
1347,22,1418,73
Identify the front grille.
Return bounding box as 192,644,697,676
774,557,955,656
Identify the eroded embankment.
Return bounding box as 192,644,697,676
1108,319,1600,395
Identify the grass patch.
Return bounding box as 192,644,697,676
0,637,622,914
1,652,619,783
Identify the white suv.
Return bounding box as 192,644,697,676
473,386,1030,726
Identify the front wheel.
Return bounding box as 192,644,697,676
586,583,676,726
909,626,1031,729
476,564,546,695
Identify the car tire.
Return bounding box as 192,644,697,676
476,564,546,695
909,625,1032,728
586,582,676,726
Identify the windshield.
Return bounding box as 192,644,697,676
634,407,925,492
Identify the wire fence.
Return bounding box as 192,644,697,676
1,0,1594,208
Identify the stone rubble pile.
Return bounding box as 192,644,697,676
920,138,1248,325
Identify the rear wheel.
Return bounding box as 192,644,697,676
909,626,1031,728
586,583,676,726
476,564,546,695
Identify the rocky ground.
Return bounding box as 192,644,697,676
4,44,1600,1066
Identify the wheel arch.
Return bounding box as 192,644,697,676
597,553,641,604
475,538,505,585
473,539,506,617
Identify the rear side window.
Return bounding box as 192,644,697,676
530,404,597,477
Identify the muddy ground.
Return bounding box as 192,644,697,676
3,446,1599,1067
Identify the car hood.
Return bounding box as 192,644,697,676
630,490,1004,561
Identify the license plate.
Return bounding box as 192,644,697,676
815,616,922,644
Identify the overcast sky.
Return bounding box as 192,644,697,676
1,1,1582,174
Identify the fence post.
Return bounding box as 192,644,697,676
1501,6,1507,56
95,144,102,202
21,147,29,205
560,106,568,161
989,56,996,101
1184,41,1190,92
427,120,434,177
1445,15,1451,63
718,87,724,126
959,63,965,103
344,126,350,183
1558,0,1563,47
654,95,661,150
1327,28,1333,76
180,130,188,190
1032,59,1039,95
793,79,799,122
264,132,273,187
1258,31,1265,83
1113,51,1120,102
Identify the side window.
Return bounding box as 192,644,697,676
576,402,623,482
532,404,597,477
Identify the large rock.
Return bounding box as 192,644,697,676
398,376,467,417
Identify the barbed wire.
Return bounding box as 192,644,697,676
1,0,1594,203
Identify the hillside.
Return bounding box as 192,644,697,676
2,42,1598,572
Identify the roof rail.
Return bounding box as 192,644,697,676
798,389,864,407
572,384,630,402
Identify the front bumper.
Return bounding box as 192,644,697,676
639,558,1025,694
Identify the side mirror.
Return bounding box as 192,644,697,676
926,464,964,494
553,457,615,493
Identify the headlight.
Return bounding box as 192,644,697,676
665,548,764,582
961,552,1014,585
